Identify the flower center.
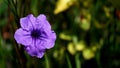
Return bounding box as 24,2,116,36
31,29,41,39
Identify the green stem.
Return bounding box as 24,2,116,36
45,54,50,68
75,53,81,68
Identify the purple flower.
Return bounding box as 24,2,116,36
14,14,56,58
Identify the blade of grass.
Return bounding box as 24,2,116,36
66,54,72,68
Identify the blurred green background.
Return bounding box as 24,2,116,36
0,0,120,68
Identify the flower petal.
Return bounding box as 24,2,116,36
25,46,45,58
20,14,36,30
36,50,45,58
45,31,56,49
50,31,56,40
36,32,56,49
14,28,32,46
37,14,51,29
25,46,37,57
34,38,47,50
